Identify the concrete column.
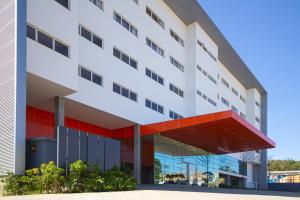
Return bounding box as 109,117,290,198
134,125,141,184
54,96,65,138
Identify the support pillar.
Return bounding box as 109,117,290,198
134,125,141,184
54,96,65,138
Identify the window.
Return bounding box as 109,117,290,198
38,31,53,49
146,6,164,28
27,25,35,40
27,24,69,57
89,0,103,10
145,99,164,114
197,40,217,62
145,68,164,85
113,83,137,102
198,66,217,85
197,65,202,72
231,105,238,113
78,66,103,86
221,97,229,107
55,40,69,57
208,97,217,107
146,37,164,57
113,47,137,69
169,83,184,98
79,25,103,48
170,29,184,47
240,95,246,103
169,110,183,120
92,35,103,48
114,12,138,37
170,56,184,72
255,117,260,123
240,112,246,119
55,0,69,9
231,87,238,96
92,73,102,86
221,78,229,88
255,101,260,108
197,90,217,107
196,90,202,96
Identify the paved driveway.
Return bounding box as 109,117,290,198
2,185,300,200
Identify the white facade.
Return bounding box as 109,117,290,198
8,0,268,188
27,0,262,128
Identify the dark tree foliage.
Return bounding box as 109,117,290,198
269,159,300,171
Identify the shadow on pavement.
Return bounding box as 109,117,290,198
138,184,300,198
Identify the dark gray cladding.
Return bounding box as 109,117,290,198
26,126,120,172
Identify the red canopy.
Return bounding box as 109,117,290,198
141,110,275,154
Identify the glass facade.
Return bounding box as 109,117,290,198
154,135,247,188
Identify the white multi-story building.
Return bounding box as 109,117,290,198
0,0,275,189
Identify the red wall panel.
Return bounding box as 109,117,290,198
26,106,133,139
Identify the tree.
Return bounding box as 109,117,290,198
268,159,300,171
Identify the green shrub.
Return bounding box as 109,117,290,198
2,173,25,195
39,161,65,193
84,164,104,192
103,167,136,191
67,160,88,193
2,160,136,196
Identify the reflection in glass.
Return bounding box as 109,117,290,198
154,135,247,188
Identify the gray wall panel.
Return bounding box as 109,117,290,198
79,131,87,162
67,129,79,164
87,134,99,166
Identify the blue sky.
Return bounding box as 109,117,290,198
197,0,300,160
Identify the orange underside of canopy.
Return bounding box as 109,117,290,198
141,110,275,154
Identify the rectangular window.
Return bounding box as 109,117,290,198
113,47,137,69
145,68,164,85
169,83,184,98
240,95,246,103
55,0,69,9
79,67,92,81
28,24,70,58
38,31,53,49
55,40,69,57
231,87,239,96
27,25,36,40
240,112,246,119
113,83,137,102
78,65,103,86
146,37,164,57
92,73,102,86
146,6,164,28
197,40,217,62
221,97,229,107
79,25,103,48
231,105,238,113
255,117,260,123
170,29,184,47
169,110,183,120
221,78,229,88
255,101,260,107
80,26,92,41
89,0,104,10
145,99,164,114
208,97,217,107
92,35,103,48
170,56,184,72
113,12,138,37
